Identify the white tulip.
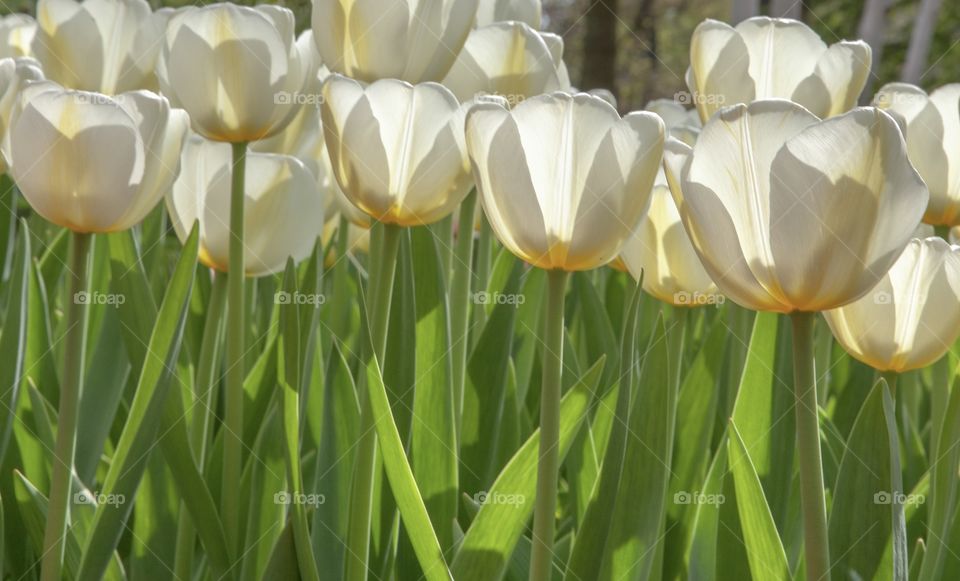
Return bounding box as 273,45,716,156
8,81,188,233
311,0,478,84
0,14,36,59
320,75,473,226
873,83,960,226
475,0,541,28
159,3,307,142
620,139,718,305
0,57,44,173
442,21,567,103
687,17,870,122
824,237,960,372
167,135,324,277
33,0,170,94
466,92,664,271
665,100,928,313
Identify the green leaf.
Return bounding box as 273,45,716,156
408,227,457,550
727,422,789,581
451,357,605,581
364,352,452,581
663,318,727,580
0,221,30,463
277,260,320,581
828,379,901,581
565,280,643,581
77,225,199,581
918,365,960,581
598,315,677,580
460,260,523,495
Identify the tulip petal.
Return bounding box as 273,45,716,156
681,100,818,310
769,107,928,311
688,19,753,122
442,22,562,103
466,99,550,266
736,17,826,102
10,89,146,232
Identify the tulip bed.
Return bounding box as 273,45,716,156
0,1,959,581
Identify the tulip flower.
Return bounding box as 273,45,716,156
0,57,44,173
8,81,188,233
687,17,870,122
664,98,927,581
167,135,324,278
158,2,307,142
824,237,960,373
873,83,960,226
664,100,927,314
311,0,478,84
320,75,473,227
466,92,664,271
33,0,170,94
6,79,187,581
620,142,718,306
442,21,568,103
0,14,35,58
251,32,369,228
475,0,541,28
466,91,663,580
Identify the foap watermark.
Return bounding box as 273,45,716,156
674,291,725,306
273,491,326,507
473,491,525,507
74,291,126,307
274,91,324,106
74,490,125,508
474,92,526,107
275,291,326,305
674,90,725,107
873,291,892,305
873,491,925,506
473,291,525,306
673,490,725,507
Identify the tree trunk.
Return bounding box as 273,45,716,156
770,0,802,19
731,0,759,23
857,0,889,101
902,0,944,84
580,0,619,98
634,0,658,105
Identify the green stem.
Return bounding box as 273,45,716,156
222,141,248,558
173,272,227,579
669,308,689,390
934,224,951,240
40,231,92,581
790,311,831,581
530,269,569,581
471,211,492,338
450,190,477,441
345,222,402,581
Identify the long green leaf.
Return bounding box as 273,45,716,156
451,357,605,581
828,379,901,580
598,315,676,580
77,225,199,580
727,422,789,580
365,351,452,581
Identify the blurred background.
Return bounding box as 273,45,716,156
6,0,958,112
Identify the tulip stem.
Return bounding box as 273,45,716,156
41,232,92,581
345,222,401,581
222,140,248,559
790,311,831,581
530,269,569,581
